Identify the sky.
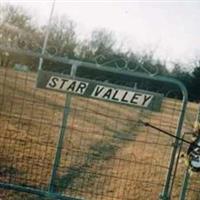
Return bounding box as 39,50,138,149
1,0,200,68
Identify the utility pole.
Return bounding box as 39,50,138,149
38,0,56,71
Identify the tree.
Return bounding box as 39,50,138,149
90,28,115,55
171,63,193,100
77,29,117,67
77,39,94,62
190,60,200,101
43,15,77,58
40,15,78,72
0,4,38,68
0,4,33,31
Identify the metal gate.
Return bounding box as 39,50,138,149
0,47,188,200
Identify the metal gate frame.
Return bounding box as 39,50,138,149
0,45,188,200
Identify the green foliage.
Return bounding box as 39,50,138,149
171,63,193,99
190,62,200,101
171,62,200,101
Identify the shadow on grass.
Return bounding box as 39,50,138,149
53,107,144,193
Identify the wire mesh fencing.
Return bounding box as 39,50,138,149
0,2,198,197
0,61,191,200
170,102,200,200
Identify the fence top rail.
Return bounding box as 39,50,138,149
0,45,188,101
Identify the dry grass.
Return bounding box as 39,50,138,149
0,68,199,200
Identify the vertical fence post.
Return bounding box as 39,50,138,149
48,64,77,192
159,89,188,200
194,103,200,133
179,166,191,200
179,103,200,200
